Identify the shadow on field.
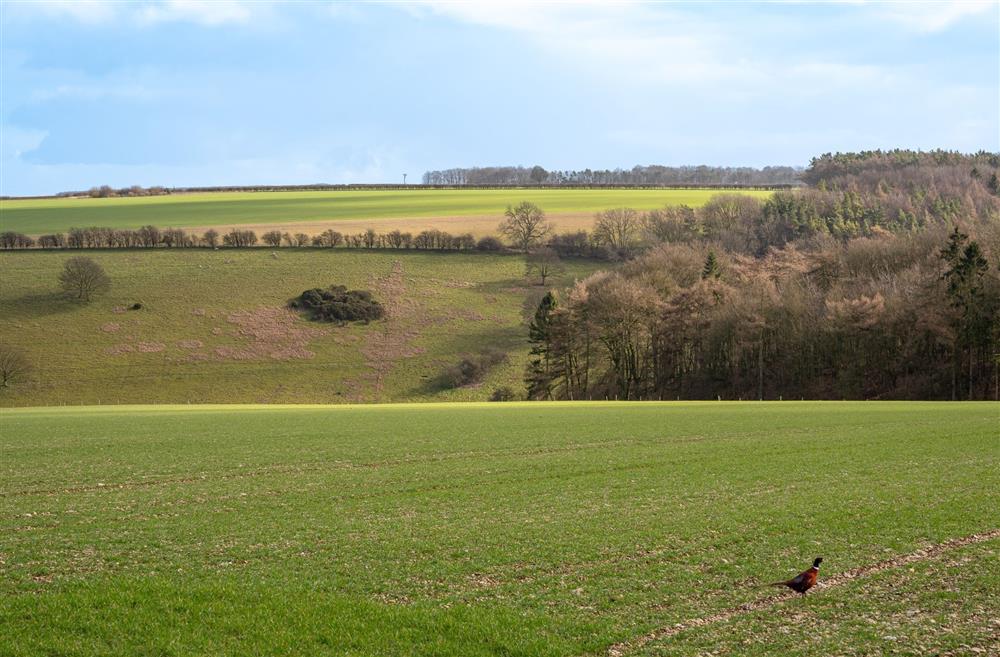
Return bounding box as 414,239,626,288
1,292,82,318
409,325,523,398
472,276,535,295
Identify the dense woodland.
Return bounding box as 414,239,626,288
526,150,1000,401
422,164,802,186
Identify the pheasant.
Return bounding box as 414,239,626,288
764,557,823,594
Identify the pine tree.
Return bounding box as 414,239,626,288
701,251,722,280
988,172,1000,195
940,228,991,399
525,291,558,399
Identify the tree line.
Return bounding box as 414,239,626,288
423,164,803,186
0,226,490,251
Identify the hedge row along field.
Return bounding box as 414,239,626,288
1,402,997,656
0,188,772,235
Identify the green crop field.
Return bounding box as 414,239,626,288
0,188,773,235
1,402,997,656
0,250,603,407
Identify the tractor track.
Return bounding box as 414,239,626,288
603,528,1000,657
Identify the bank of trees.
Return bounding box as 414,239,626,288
423,164,803,186
526,223,1000,401
521,149,1000,401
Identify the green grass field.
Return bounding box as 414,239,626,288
1,402,997,656
0,189,772,235
0,250,603,407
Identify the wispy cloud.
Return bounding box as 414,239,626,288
872,0,995,33
5,0,268,26
137,1,258,26
420,1,746,85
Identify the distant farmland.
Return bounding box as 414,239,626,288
0,188,773,236
2,402,997,656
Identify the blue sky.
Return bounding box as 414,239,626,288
2,1,998,196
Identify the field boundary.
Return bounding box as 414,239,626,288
603,528,1000,657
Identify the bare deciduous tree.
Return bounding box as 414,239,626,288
593,207,641,256
499,201,551,253
0,345,31,388
202,229,220,248
58,256,111,302
526,247,565,286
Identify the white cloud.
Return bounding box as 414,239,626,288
415,1,910,96
4,0,267,26
420,1,757,85
0,125,47,161
872,0,995,33
6,0,117,24
137,0,255,26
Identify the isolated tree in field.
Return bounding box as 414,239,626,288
59,256,110,302
593,207,641,256
525,248,565,286
0,345,31,388
499,202,551,253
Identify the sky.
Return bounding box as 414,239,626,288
1,0,998,196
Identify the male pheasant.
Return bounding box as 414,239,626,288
765,557,823,594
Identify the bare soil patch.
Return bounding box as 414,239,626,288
348,261,427,399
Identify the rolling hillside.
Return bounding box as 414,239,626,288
0,250,602,407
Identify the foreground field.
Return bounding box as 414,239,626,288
1,402,997,656
0,188,773,236
0,250,602,407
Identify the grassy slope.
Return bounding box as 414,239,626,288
0,250,602,407
1,402,997,656
0,189,772,234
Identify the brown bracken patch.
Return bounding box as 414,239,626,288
215,306,329,361
347,262,427,399
177,340,203,349
135,342,166,353
100,322,121,333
